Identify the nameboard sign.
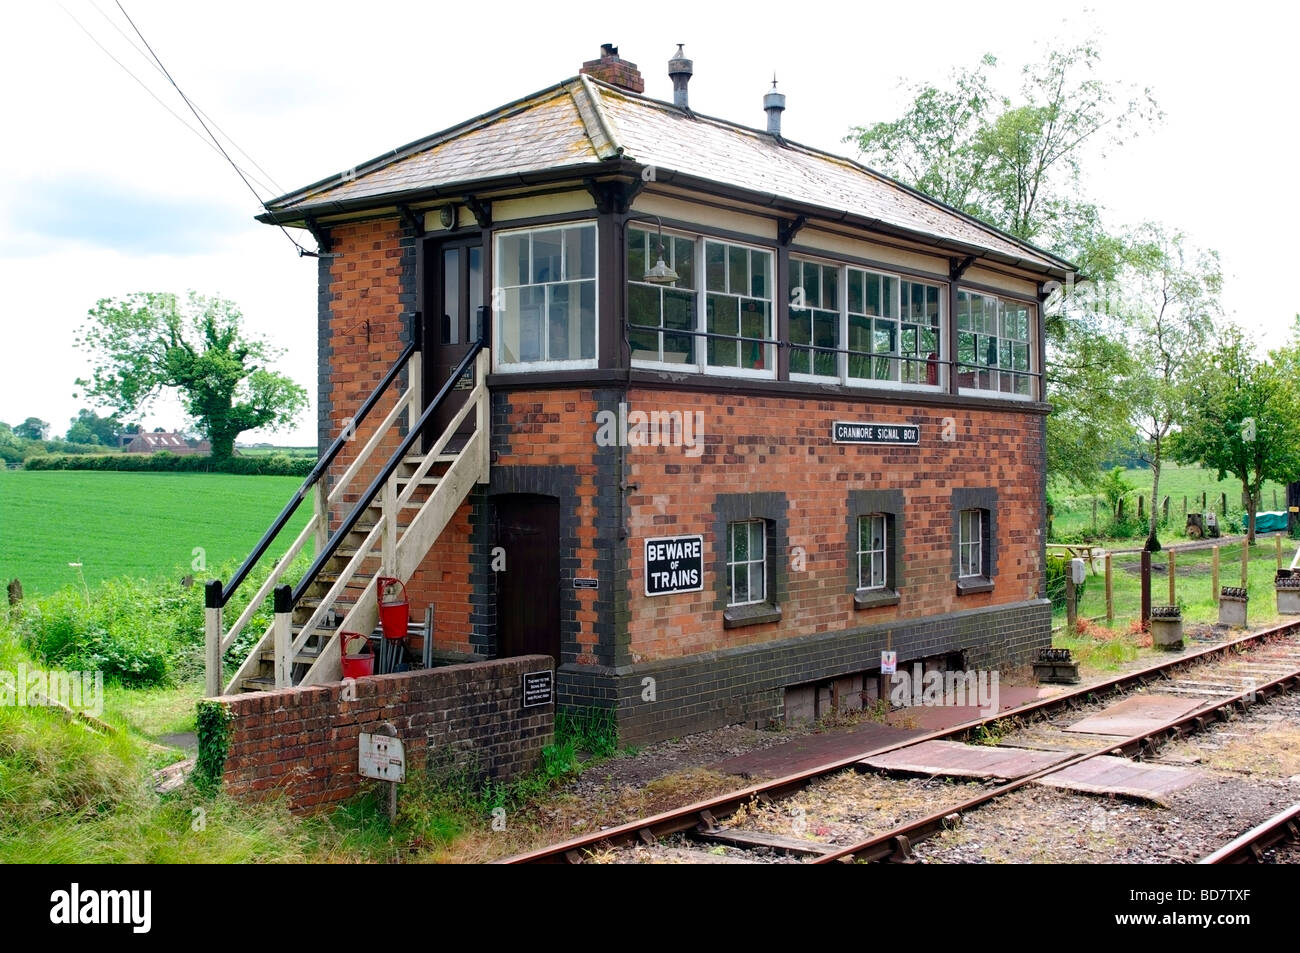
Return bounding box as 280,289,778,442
832,421,920,445
522,670,553,708
645,534,704,596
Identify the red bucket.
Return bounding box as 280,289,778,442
377,576,409,641
339,631,374,679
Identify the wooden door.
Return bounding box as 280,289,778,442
495,495,561,662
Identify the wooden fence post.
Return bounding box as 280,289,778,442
1140,551,1152,626
1105,553,1114,625
1182,495,1187,517
1066,570,1077,633
1168,550,1176,605
1276,534,1283,569
1241,539,1249,587
1220,492,1227,516
1162,496,1170,523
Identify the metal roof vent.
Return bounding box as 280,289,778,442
764,76,786,137
668,44,693,110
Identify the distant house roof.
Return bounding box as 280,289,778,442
260,75,1073,277
125,432,210,455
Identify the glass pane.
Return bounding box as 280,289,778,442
750,249,770,299
790,309,811,350
882,276,896,317
499,233,529,287
1013,342,1030,371
548,283,570,360
731,522,747,561
628,282,661,331
802,260,819,306
750,562,765,603
468,246,483,327
822,265,838,310
865,273,880,316
628,228,648,281
673,236,695,289
848,269,864,314
579,281,595,359
503,285,545,363
957,291,970,330
566,225,596,281
788,260,803,309
926,285,940,323
707,294,738,367
442,248,459,345
740,300,770,370
728,245,747,295
706,242,726,292
532,229,562,284
911,281,924,317
750,520,765,561
848,314,871,379
813,310,837,376
732,565,748,604
958,331,975,367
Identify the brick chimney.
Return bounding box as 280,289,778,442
580,43,645,93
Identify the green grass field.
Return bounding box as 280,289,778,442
0,470,312,595
1051,463,1290,544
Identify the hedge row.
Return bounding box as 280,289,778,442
23,451,316,477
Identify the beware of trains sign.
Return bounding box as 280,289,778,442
645,534,704,596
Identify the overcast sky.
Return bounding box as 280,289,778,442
1,0,1296,445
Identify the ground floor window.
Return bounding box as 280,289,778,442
951,487,997,594
847,489,904,609
727,519,767,606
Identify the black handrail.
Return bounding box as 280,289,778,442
215,315,421,609
290,337,485,607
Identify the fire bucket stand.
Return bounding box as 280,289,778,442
376,577,409,675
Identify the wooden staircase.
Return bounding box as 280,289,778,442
205,341,490,696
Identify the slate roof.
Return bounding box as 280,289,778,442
262,75,1071,275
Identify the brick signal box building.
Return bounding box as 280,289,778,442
256,45,1068,744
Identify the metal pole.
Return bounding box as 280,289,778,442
1276,534,1283,570
1212,545,1220,603
1241,538,1250,588
1140,551,1152,627
1104,553,1114,625
204,580,223,697
273,584,292,689
1168,550,1176,605
1066,571,1077,633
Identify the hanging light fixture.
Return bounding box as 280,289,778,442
628,214,680,284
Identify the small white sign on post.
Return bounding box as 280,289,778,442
1070,558,1086,585
359,731,406,783
881,650,897,675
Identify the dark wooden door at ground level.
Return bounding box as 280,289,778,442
495,494,561,662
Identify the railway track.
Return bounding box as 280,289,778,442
1199,803,1300,864
503,619,1300,864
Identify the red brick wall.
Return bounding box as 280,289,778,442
622,388,1044,663
210,655,553,812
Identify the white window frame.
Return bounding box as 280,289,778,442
727,519,768,607
627,224,700,372
958,508,983,579
789,254,845,384
702,238,777,380
955,289,1036,401
857,513,889,591
493,221,599,373
844,266,946,394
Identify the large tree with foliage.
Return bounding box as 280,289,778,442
1122,226,1221,550
1173,324,1300,544
847,39,1161,487
75,292,308,460
13,417,49,440
65,408,125,446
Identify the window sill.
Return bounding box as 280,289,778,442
723,603,782,629
854,588,900,610
956,577,995,595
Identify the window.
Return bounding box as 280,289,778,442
495,223,597,369
958,509,982,578
847,489,903,608
951,488,997,594
956,290,1034,396
628,227,696,366
858,514,888,589
727,519,767,606
846,268,943,388
705,239,774,374
789,258,840,379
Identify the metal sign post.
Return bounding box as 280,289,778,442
359,722,405,822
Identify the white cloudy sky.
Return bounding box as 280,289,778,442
1,0,1296,445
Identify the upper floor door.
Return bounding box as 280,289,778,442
423,237,483,444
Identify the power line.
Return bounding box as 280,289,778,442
112,1,311,256
88,0,286,196
57,3,280,198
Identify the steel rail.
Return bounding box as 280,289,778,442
502,618,1300,863
1199,802,1300,864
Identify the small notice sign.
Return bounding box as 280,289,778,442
881,651,897,675
359,732,406,783
832,421,920,445
644,534,704,596
523,670,554,708
574,577,599,589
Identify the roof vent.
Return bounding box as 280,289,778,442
580,43,645,93
764,76,786,137
668,44,693,110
